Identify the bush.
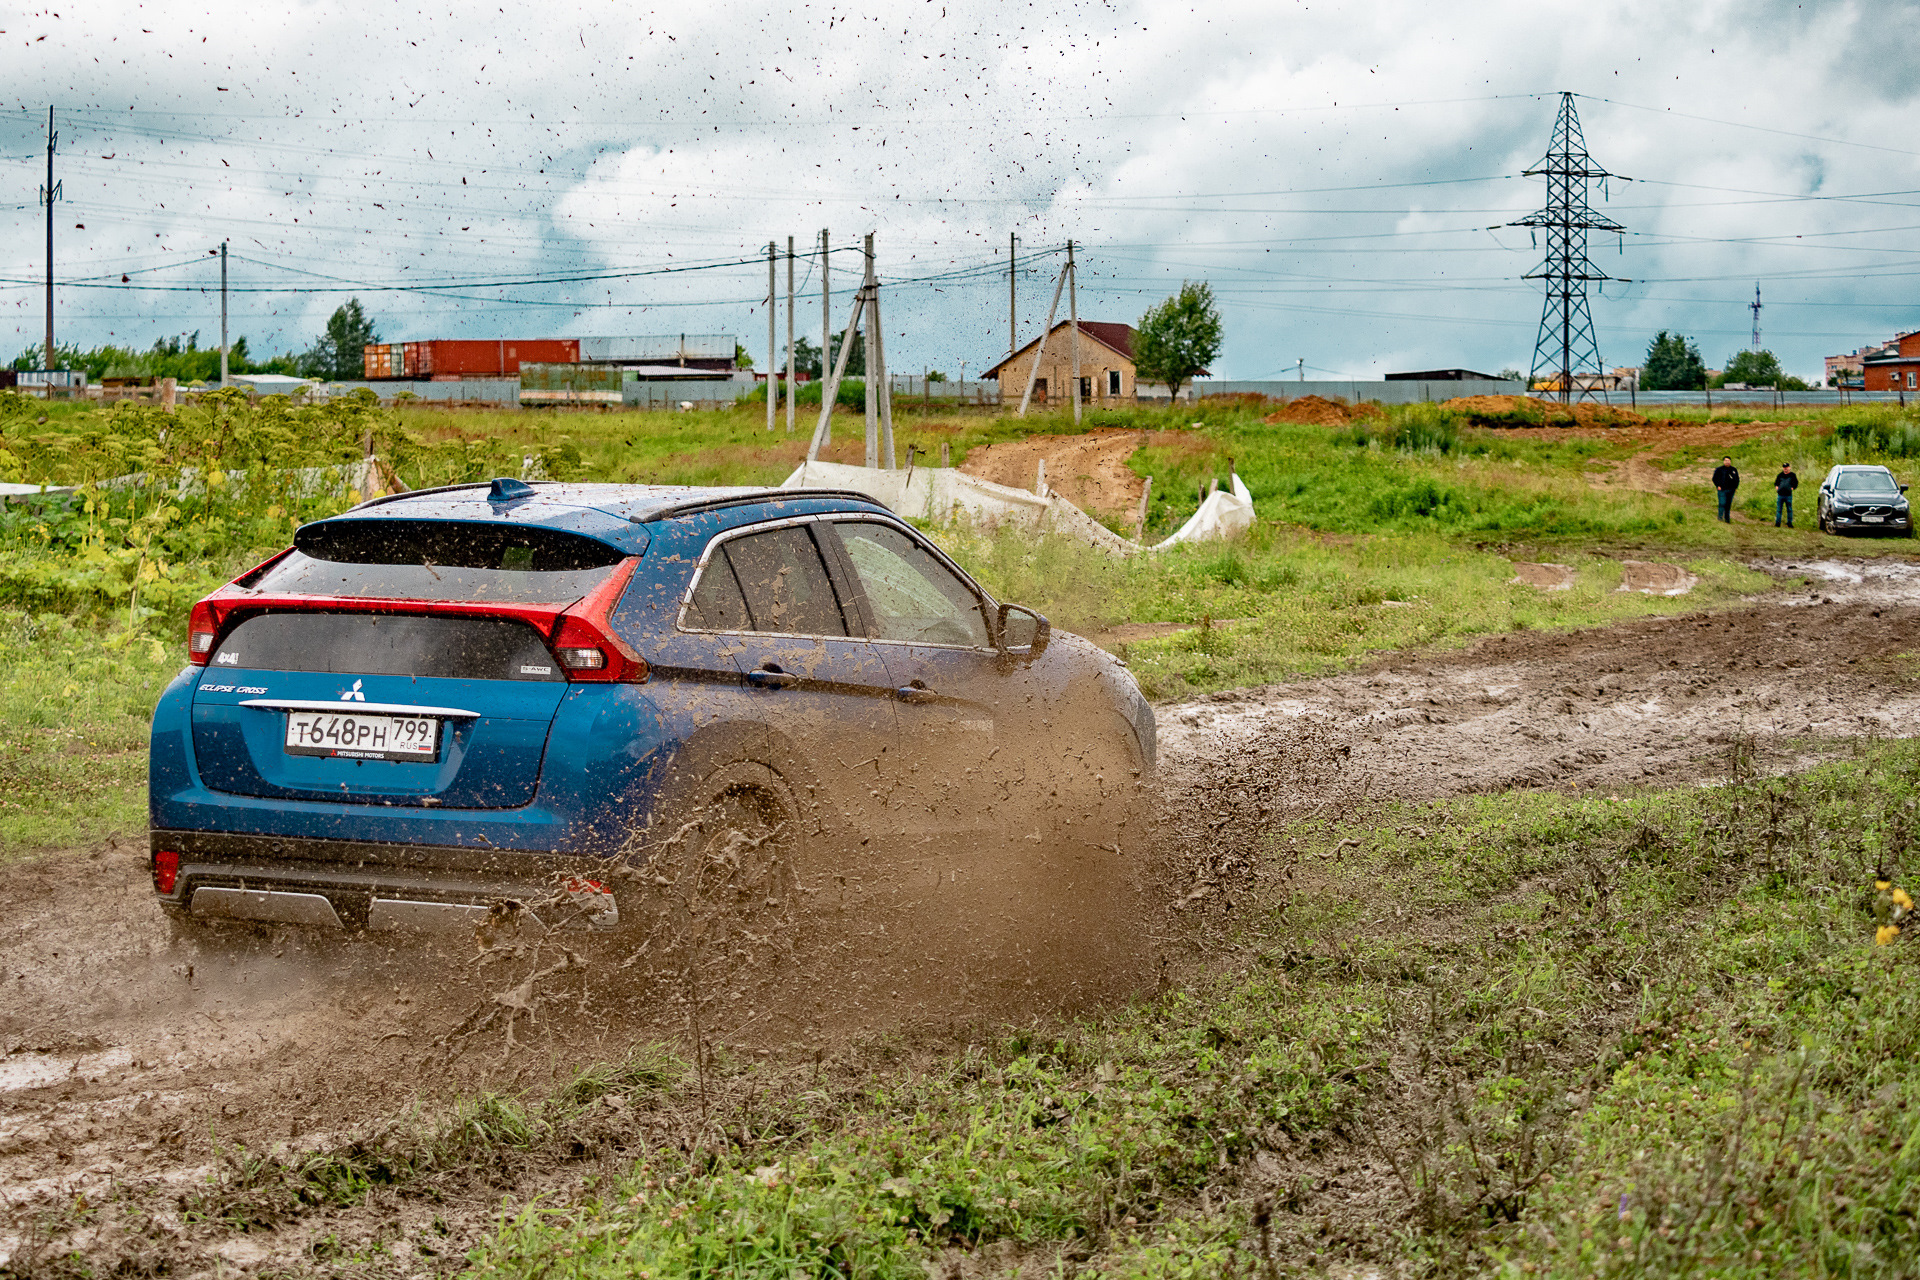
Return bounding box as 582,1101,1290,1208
740,379,867,410
1831,407,1920,458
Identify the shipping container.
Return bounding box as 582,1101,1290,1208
407,339,579,379
576,333,734,367
519,362,623,405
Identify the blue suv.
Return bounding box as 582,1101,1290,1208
149,480,1155,938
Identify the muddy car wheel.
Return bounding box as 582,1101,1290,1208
623,761,806,979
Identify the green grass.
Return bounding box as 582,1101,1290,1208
1,396,1914,852
446,739,1920,1279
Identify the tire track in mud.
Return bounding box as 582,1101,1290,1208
4,567,1918,1268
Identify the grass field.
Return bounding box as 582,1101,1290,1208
5,393,1920,1276
185,739,1920,1279
0,393,1913,853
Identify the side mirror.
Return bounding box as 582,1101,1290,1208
1903,484,1911,493
996,603,1051,659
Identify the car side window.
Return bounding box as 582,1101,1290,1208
687,524,848,636
828,521,991,648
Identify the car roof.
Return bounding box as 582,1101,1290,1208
312,480,893,554
1832,464,1895,477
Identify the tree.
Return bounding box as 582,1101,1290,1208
734,342,754,370
1133,282,1222,404
1713,348,1786,389
787,336,823,379
826,331,865,378
301,299,379,381
1642,331,1707,390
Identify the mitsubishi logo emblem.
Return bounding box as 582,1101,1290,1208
340,679,366,702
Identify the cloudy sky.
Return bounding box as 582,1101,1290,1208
3,0,1915,383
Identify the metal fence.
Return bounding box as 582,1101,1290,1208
325,379,522,405
1188,379,1528,404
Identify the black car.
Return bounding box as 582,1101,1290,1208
1817,465,1914,536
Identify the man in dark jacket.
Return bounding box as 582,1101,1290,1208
1775,462,1798,528
1712,456,1740,522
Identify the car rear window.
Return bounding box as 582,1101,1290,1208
250,520,625,603
210,613,564,681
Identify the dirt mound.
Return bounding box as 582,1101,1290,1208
1262,395,1383,426
1617,560,1697,595
1511,562,1575,590
1443,395,1649,429
958,428,1146,517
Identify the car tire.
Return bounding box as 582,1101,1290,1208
621,759,806,980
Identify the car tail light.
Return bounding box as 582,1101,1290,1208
152,849,179,895
187,601,218,664
552,559,648,683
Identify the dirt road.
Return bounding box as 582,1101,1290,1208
4,557,1918,1270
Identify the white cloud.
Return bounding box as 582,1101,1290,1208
1,0,1915,380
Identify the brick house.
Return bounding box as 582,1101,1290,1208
983,321,1152,404
1861,332,1920,391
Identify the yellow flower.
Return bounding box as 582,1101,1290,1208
1894,888,1914,912
1876,880,1892,892
1876,924,1902,946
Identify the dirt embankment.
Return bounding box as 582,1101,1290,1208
1262,395,1383,426
958,428,1147,518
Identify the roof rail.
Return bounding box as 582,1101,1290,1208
633,488,888,524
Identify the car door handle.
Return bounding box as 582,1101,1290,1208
746,666,800,689
895,685,940,704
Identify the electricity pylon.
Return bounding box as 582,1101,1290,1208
1509,92,1626,403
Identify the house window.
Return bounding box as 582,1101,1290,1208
1078,377,1092,401
1909,371,1916,389
1108,370,1122,396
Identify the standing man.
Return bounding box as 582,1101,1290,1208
1775,462,1799,528
1712,455,1740,523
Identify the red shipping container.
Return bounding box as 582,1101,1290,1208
410,339,580,379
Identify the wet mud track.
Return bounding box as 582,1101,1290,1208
3,566,1917,1269
1161,589,1920,801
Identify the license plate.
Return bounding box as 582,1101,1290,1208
284,710,441,762
1865,514,1885,523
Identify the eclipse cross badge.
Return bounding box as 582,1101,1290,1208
340,680,366,702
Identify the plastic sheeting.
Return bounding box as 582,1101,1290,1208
778,460,1253,555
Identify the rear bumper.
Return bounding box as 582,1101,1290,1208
151,829,625,931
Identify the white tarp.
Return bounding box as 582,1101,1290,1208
1150,474,1255,551
778,460,1253,556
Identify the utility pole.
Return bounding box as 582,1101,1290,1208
40,106,60,373
1067,240,1081,425
869,234,894,469
220,240,230,386
1298,358,1305,383
1008,232,1018,359
863,234,877,468
819,228,831,445
766,241,778,431
1508,92,1626,404
786,235,796,433
1750,283,1763,351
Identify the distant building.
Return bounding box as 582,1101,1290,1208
1827,337,1904,387
1864,335,1920,392
982,322,1155,404
1384,368,1504,381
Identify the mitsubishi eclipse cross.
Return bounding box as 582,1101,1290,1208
149,479,1155,937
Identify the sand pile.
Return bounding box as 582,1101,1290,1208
1263,395,1384,426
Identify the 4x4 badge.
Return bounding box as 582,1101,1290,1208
340,680,366,702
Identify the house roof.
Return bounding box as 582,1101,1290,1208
982,321,1136,378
